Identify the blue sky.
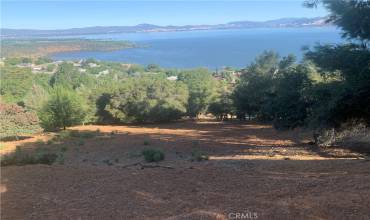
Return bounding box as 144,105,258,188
1,1,329,29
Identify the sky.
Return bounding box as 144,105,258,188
1,1,329,30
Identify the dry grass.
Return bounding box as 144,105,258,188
1,120,369,219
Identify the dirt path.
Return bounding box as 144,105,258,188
1,120,370,219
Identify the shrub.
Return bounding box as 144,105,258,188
191,149,209,161
142,148,165,162
0,146,60,166
70,130,96,139
315,121,370,154
177,69,217,117
51,130,95,144
208,82,234,120
0,103,41,140
105,76,188,123
24,84,49,112
36,153,59,165
38,86,87,131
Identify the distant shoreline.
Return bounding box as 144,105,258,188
50,27,342,69
1,17,331,39
0,39,137,58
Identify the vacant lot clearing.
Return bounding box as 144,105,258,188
1,120,370,219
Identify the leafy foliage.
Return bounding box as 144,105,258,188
50,63,95,89
305,0,370,42
233,51,281,121
178,69,217,117
142,148,165,162
208,81,234,120
0,66,34,103
1,146,62,166
271,65,312,129
105,76,188,123
24,84,49,111
0,103,41,140
303,0,370,128
38,86,87,130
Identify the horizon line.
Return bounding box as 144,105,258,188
0,16,327,31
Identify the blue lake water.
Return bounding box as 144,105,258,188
52,27,343,69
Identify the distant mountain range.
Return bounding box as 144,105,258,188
1,17,331,39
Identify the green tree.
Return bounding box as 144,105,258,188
0,66,33,103
39,87,86,130
208,82,234,120
178,68,217,117
105,76,188,123
50,63,94,89
232,51,281,120
304,0,370,128
270,65,312,129
24,84,49,112
305,0,370,42
305,45,370,127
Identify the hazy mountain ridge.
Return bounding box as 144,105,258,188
1,17,331,38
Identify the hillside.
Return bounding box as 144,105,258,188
1,120,369,219
1,17,330,39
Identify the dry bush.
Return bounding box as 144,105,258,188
315,121,370,154
0,103,41,140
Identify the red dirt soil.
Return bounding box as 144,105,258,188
1,120,370,219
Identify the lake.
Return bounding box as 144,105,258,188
52,27,343,69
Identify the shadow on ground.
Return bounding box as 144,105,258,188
1,120,370,219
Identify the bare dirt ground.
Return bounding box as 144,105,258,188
1,120,370,220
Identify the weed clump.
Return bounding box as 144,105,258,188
70,130,96,139
191,149,209,161
142,148,165,162
0,146,62,166
102,159,114,166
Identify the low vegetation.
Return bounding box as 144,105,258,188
142,148,165,162
0,146,62,166
38,86,87,131
191,149,209,161
0,103,41,140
